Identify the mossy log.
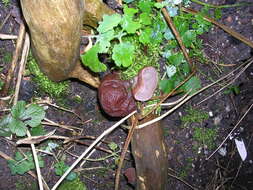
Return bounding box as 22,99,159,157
131,114,168,190
20,0,114,88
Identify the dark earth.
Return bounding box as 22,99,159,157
0,0,253,189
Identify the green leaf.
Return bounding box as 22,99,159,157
97,14,122,33
30,125,46,136
11,101,26,118
55,161,77,181
138,0,153,14
139,27,152,44
182,30,196,48
112,42,135,67
154,1,169,8
21,104,45,128
123,5,138,18
159,79,174,93
139,12,151,25
180,76,201,95
0,115,12,137
164,28,174,40
97,30,115,53
81,44,107,72
8,117,27,136
108,142,118,151
214,8,222,19
8,152,44,175
59,178,87,190
168,53,184,66
121,15,141,34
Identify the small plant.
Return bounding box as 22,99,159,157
54,160,77,181
224,85,240,95
0,101,45,137
58,177,87,190
1,0,10,7
8,151,44,175
193,127,217,149
181,107,209,127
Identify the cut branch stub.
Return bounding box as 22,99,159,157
131,114,168,190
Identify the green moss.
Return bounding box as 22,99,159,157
181,107,209,127
121,36,160,80
193,127,217,149
27,53,69,98
58,177,87,190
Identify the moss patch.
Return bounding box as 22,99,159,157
27,53,69,98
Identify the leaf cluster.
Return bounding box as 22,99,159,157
54,161,77,181
0,101,45,137
8,151,44,175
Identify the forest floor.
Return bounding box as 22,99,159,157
0,0,253,190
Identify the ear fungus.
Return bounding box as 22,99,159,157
98,73,136,117
131,66,158,101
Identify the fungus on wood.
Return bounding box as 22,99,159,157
98,67,168,189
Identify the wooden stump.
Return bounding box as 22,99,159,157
131,115,168,190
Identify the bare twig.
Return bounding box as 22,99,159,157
0,12,11,31
0,33,18,40
12,32,44,190
207,102,253,160
115,116,137,190
1,22,25,96
197,59,253,105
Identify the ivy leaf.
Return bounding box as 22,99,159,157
21,104,45,128
139,27,152,44
0,115,12,137
112,42,135,67
8,117,27,136
81,44,107,72
97,14,122,33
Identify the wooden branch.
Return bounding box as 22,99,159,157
131,114,168,190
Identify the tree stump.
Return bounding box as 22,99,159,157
131,114,168,190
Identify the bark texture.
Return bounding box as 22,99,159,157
20,0,114,88
131,115,168,190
